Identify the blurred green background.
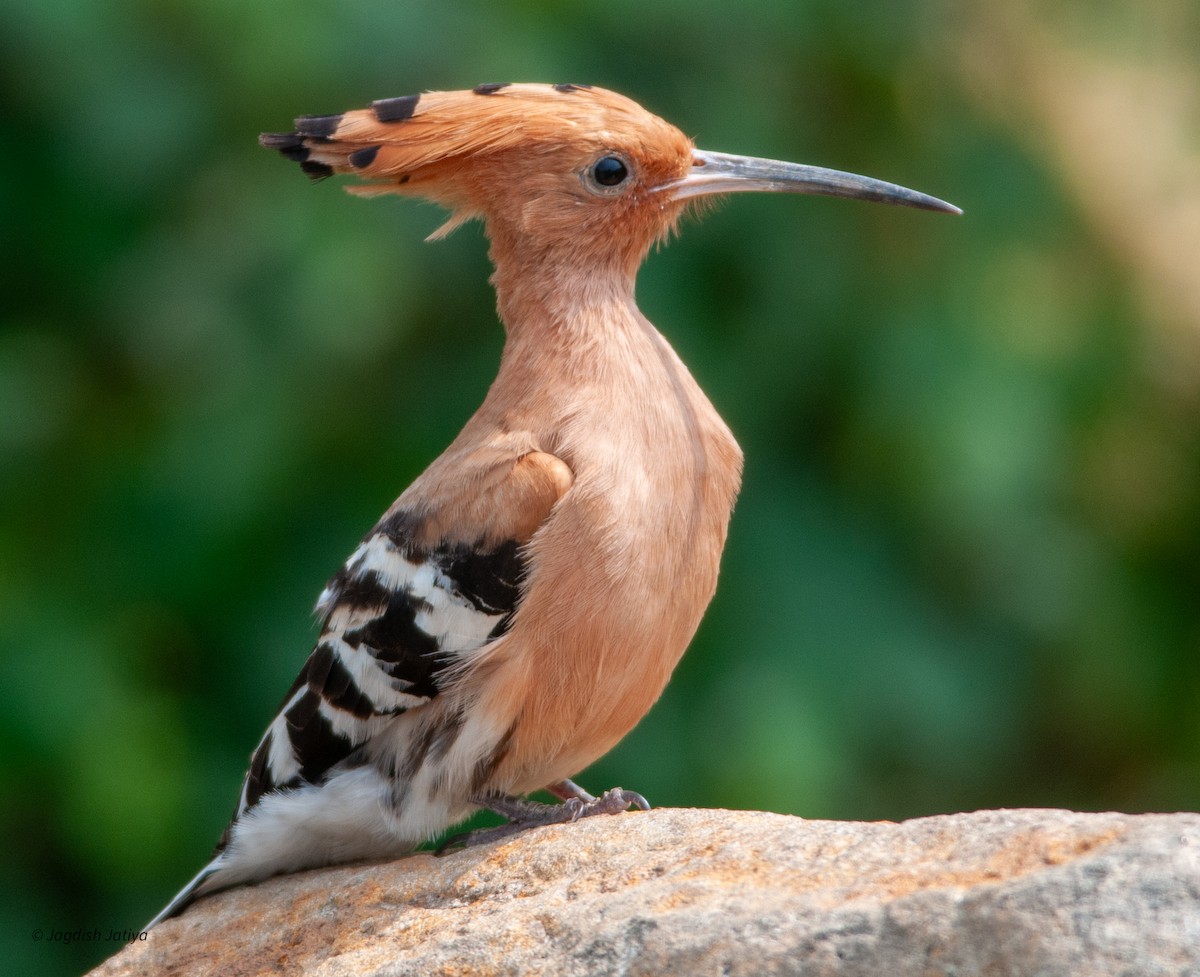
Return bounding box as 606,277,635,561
2,0,1197,972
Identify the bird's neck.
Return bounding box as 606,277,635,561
488,244,654,382
479,242,741,487
491,243,640,339
479,232,739,481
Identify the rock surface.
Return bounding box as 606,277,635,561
92,808,1200,977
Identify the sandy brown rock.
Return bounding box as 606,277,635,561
91,808,1200,977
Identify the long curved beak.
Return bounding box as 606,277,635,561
666,149,961,215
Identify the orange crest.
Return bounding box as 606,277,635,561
262,83,696,251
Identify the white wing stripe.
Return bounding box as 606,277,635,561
326,634,428,710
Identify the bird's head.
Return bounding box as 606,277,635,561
262,83,958,278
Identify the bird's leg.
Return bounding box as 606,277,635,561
545,778,595,803
436,783,651,854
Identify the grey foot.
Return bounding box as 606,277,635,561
436,786,650,854
545,778,596,803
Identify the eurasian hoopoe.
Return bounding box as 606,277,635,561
148,83,958,929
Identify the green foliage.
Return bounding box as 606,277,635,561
2,1,1196,974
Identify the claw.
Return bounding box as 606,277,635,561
588,787,651,815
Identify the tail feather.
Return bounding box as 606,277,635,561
144,861,221,931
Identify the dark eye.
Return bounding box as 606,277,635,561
591,156,628,187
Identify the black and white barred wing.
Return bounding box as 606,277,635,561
235,520,524,820
146,450,572,929
145,518,526,930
